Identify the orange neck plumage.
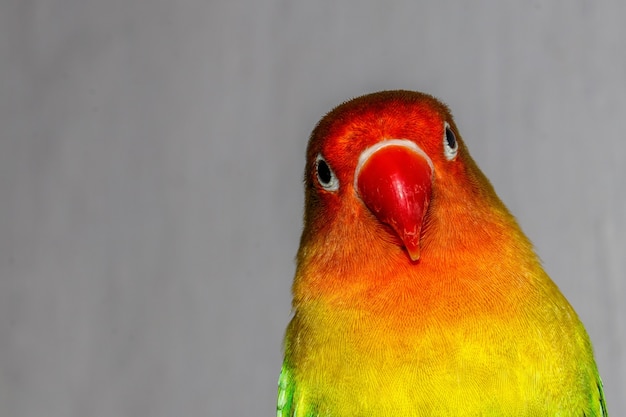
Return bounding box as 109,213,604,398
293,171,540,325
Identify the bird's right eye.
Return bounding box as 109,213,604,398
443,122,458,161
315,154,339,191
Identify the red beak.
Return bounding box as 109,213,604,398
355,140,433,261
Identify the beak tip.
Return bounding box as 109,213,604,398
406,245,421,262
397,226,421,262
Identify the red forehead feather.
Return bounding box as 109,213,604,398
306,90,454,179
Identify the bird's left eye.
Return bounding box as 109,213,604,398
315,154,339,191
443,122,458,161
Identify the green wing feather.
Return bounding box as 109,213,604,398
277,362,320,417
594,377,609,417
276,362,294,417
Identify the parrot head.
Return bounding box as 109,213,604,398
284,90,607,417
300,90,506,267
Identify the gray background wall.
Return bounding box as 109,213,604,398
0,1,624,416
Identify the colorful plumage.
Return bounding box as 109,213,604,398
277,90,606,416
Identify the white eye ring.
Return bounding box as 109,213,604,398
443,122,458,161
315,154,339,191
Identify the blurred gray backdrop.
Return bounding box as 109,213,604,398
0,1,624,416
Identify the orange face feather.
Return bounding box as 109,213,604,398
296,91,534,311
278,90,606,416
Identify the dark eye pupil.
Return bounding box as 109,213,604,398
445,127,457,149
317,160,332,185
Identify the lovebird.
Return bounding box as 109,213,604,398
277,90,607,416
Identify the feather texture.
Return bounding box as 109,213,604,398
278,91,606,416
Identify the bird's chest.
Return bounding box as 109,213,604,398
287,302,548,416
